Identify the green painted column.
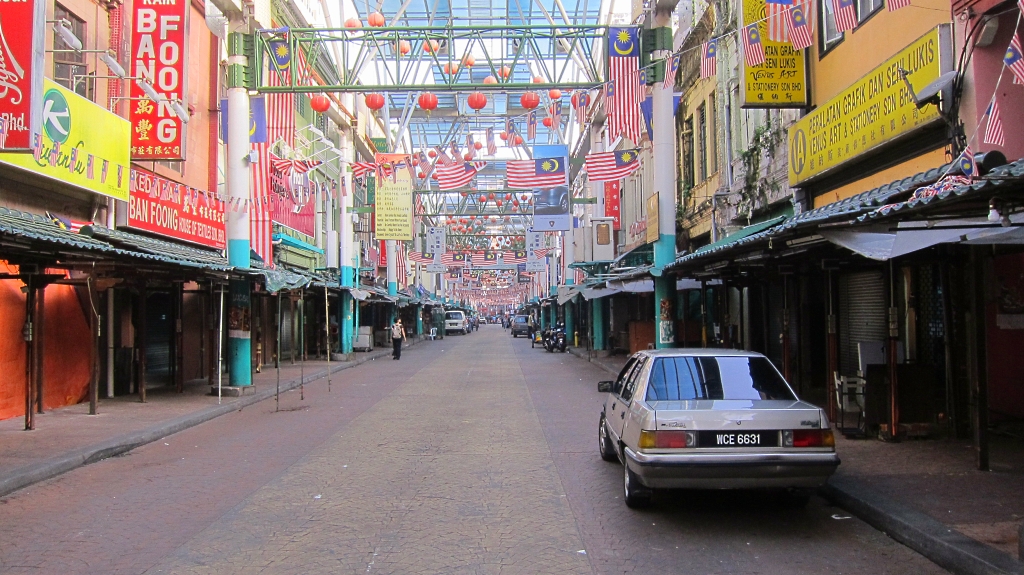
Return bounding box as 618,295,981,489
415,304,423,335
564,302,575,346
540,307,547,330
592,298,606,351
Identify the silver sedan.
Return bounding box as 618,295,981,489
598,349,840,508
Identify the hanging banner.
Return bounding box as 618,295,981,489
0,79,130,201
270,171,315,237
130,0,189,160
740,0,808,107
604,181,621,230
0,0,45,151
378,239,388,268
219,96,267,143
374,153,414,240
125,167,225,249
787,25,952,187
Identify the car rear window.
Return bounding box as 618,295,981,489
445,312,463,320
514,316,527,323
644,356,796,401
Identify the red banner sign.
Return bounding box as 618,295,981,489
127,168,225,249
378,240,388,267
604,181,621,230
130,0,188,159
0,0,44,150
270,170,315,237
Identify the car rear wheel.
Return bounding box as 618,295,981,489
778,488,811,508
623,462,652,508
599,416,618,462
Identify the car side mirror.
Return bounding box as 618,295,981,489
597,380,613,393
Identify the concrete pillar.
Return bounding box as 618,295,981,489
564,302,575,346
225,15,252,385
652,14,677,349
339,128,355,354
386,240,397,296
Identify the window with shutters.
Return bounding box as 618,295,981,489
697,103,707,182
53,5,92,99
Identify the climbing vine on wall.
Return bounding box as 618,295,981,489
737,118,784,217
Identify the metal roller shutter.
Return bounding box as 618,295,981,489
838,271,887,376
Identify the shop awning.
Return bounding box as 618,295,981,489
556,285,581,305
821,213,1024,260
691,216,786,257
81,225,233,272
272,233,324,254
607,277,654,292
250,265,310,293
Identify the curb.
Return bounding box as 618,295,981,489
567,347,620,376
822,477,1024,575
0,338,425,499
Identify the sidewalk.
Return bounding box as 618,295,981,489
568,346,1024,575
0,337,424,498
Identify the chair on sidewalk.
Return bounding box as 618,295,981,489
427,327,438,340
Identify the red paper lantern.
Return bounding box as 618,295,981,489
398,40,411,55
499,131,508,141
499,66,512,79
474,142,483,151
367,12,385,26
428,149,437,158
467,92,487,110
463,54,476,67
443,62,459,75
512,200,520,207
548,88,562,100
417,171,425,178
483,75,497,85
511,206,518,212
418,92,438,112
478,194,487,202
461,152,470,161
431,173,438,179
495,200,503,207
521,194,529,201
520,91,540,109
424,39,440,53
344,18,362,28
514,135,523,145
364,93,385,110
505,193,512,200
310,94,330,113
488,192,495,199
542,117,553,128
532,76,544,84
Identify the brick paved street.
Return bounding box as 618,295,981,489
0,326,948,574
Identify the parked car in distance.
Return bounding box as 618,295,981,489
598,349,840,508
445,310,468,335
510,315,531,337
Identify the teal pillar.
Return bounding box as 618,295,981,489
540,307,547,330
226,239,251,386
415,304,423,335
340,265,354,354
564,302,575,346
654,271,676,349
592,298,606,351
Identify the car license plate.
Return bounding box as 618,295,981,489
697,431,778,448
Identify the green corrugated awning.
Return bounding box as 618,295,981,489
691,216,787,256
273,233,324,254
82,225,232,271
250,265,310,293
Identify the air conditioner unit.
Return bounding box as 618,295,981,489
592,217,615,261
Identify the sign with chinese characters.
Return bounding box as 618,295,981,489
130,0,189,160
0,79,130,200
374,154,414,240
787,25,951,186
126,167,225,249
0,0,45,151
604,181,621,230
526,229,546,272
740,0,808,107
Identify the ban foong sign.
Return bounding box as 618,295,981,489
130,0,189,160
126,167,225,249
788,25,953,187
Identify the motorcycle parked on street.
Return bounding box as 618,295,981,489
544,323,567,353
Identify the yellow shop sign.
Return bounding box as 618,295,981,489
0,79,131,201
740,0,808,108
788,25,952,187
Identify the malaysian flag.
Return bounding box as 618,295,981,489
351,161,375,178
486,127,497,155
584,149,641,181
527,110,537,140
1005,35,1024,84
418,151,434,179
435,161,485,190
450,140,460,161
409,251,434,264
551,100,562,132
832,0,858,32
573,90,591,128
700,40,718,78
506,157,568,188
887,0,910,10
766,0,793,42
434,145,454,166
984,100,1005,147
744,24,767,67
958,146,976,178
607,27,643,145
663,54,680,89
466,133,476,160
788,3,814,50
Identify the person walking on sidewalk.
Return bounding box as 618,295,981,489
391,319,406,360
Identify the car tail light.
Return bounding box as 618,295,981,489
782,429,835,447
639,430,695,449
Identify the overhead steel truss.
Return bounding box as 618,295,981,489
253,24,607,93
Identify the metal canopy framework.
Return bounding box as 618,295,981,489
254,25,607,93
